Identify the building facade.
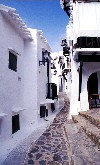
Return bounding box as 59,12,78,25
0,4,57,142
51,50,71,96
60,0,100,116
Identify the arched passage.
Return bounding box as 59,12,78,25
87,72,100,108
87,72,98,99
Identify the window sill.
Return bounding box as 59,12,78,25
12,107,26,113
0,113,8,118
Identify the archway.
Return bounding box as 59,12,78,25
87,72,98,99
87,72,99,108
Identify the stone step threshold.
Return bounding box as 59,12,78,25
79,111,100,129
72,115,100,148
63,121,100,165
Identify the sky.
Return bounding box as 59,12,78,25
0,0,69,52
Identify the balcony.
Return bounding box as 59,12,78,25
74,37,100,61
46,83,57,100
76,37,100,48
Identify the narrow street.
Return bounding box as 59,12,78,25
24,96,70,165
24,96,99,165
2,95,100,165
0,1,100,165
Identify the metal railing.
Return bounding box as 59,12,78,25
89,94,100,109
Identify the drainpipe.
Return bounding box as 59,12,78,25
47,55,50,98
47,59,49,84
78,61,83,101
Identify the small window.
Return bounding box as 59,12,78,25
9,51,17,72
12,114,20,134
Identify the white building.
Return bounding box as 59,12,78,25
0,4,57,142
51,50,71,95
51,51,63,93
60,0,100,116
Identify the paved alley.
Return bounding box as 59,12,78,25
24,99,70,165
24,96,100,165
3,95,100,165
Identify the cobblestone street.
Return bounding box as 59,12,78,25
24,99,70,165
1,1,100,165
2,95,100,165
24,96,100,165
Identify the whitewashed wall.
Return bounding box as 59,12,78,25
22,29,38,126
37,32,50,112
0,12,52,141
66,1,100,116
72,2,100,44
70,60,100,116
80,62,100,111
70,59,79,116
0,12,24,140
51,51,65,93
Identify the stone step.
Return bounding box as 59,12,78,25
79,110,100,129
63,121,100,165
72,115,100,148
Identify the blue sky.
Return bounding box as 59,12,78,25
0,0,69,52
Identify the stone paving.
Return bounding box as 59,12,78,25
64,121,100,165
2,104,64,165
24,100,70,165
24,96,100,165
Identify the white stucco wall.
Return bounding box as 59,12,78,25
70,59,79,116
81,62,100,111
66,1,100,116
21,29,52,127
37,33,48,111
70,61,100,116
66,72,71,98
22,30,38,126
51,51,66,94
0,5,56,144
36,31,52,115
72,2,100,44
0,12,24,140
0,16,52,141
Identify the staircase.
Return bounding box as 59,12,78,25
72,108,100,148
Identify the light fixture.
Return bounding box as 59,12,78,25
39,50,49,66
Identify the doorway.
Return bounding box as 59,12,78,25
12,114,20,134
87,72,98,99
87,72,98,108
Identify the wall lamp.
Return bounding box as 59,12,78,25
39,50,49,66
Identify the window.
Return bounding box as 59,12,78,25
12,114,20,134
9,51,17,72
